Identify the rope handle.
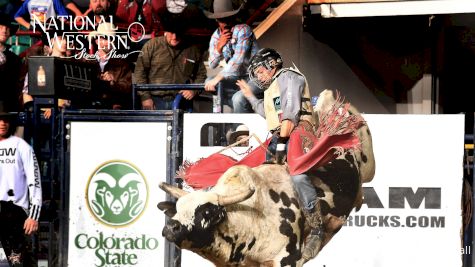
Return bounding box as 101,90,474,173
215,133,271,155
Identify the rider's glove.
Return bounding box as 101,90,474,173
275,136,289,165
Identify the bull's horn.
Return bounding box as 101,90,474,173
159,182,189,199
217,188,255,206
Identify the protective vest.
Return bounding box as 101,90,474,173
263,68,315,131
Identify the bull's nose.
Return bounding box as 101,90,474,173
169,220,182,232
162,220,182,242
162,219,185,244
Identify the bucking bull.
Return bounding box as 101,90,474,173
157,90,375,266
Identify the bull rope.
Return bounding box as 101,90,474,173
214,133,272,156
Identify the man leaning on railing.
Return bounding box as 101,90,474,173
132,12,206,110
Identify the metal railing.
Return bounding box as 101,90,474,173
132,83,219,111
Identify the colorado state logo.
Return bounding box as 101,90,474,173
86,161,148,227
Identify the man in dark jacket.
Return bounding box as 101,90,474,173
133,13,207,110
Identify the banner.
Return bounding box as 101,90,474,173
314,114,464,267
68,122,169,267
181,114,464,267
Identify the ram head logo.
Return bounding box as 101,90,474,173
86,161,148,226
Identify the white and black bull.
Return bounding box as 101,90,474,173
158,156,367,266
157,89,375,266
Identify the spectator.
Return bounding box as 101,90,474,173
203,0,261,113
89,22,133,109
0,14,22,112
14,0,69,29
115,0,166,36
227,124,249,146
0,109,42,267
133,13,207,110
89,0,114,25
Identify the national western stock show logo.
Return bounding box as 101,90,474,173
76,161,159,266
33,15,143,60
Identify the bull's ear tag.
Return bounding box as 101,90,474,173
86,161,148,227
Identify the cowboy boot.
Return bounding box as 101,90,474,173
302,199,323,228
302,227,324,263
301,202,324,262
302,207,321,228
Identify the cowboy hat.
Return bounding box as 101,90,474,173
203,0,242,19
88,22,118,40
0,107,17,124
0,13,18,33
0,111,16,118
0,107,18,137
228,124,249,144
161,11,187,35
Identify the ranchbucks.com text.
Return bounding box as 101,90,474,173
345,214,445,228
345,187,445,228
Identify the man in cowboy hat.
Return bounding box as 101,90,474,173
227,124,249,146
0,13,21,113
88,22,133,109
0,109,42,267
133,12,207,110
203,0,261,113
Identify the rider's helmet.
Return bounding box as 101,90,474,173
248,48,283,89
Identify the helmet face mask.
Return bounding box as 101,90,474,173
248,48,283,90
250,64,274,89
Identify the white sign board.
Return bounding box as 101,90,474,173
181,114,464,267
68,122,168,267
313,114,464,267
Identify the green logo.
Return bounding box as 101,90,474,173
86,161,148,227
273,96,281,111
